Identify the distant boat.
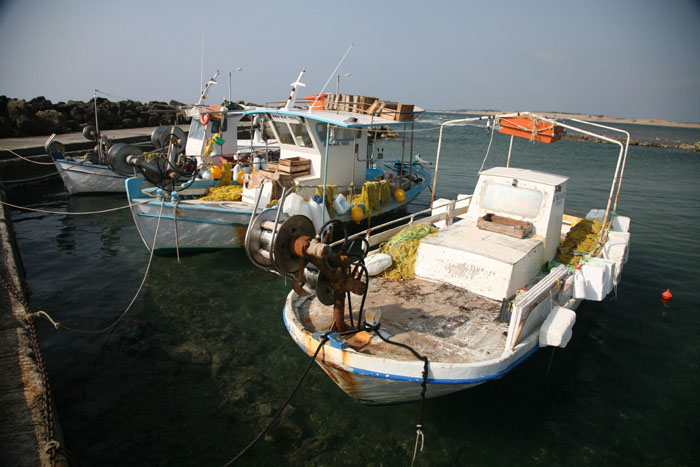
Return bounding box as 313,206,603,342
47,71,275,195
127,69,431,253
245,112,632,404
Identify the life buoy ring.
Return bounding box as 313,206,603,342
200,113,210,125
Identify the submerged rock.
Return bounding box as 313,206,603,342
163,342,211,365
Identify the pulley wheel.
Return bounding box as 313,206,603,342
273,215,315,275
106,143,143,176
244,208,280,269
315,272,335,306
82,125,98,141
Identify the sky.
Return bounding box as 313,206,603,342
0,0,699,123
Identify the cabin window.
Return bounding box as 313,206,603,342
290,119,313,147
263,117,276,140
210,117,227,133
189,119,206,140
480,182,542,219
272,120,295,145
315,123,357,145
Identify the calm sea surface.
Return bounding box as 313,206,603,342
8,114,700,466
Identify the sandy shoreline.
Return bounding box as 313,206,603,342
430,110,700,129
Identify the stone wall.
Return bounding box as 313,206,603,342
0,96,186,138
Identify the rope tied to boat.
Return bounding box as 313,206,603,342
223,331,333,465
365,322,429,465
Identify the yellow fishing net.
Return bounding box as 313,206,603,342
349,179,391,220
315,185,337,217
379,224,438,280
217,162,232,187
199,184,243,202
555,219,604,267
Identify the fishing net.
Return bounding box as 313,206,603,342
199,184,243,202
217,162,232,187
555,219,604,267
379,224,438,280
315,185,337,217
349,179,391,221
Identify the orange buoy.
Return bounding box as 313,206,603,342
210,165,222,179
350,205,364,224
394,188,406,203
236,170,246,185
200,113,210,125
661,289,672,301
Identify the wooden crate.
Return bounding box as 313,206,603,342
477,213,533,239
269,157,310,177
396,103,414,122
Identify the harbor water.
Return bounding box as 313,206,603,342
7,114,700,466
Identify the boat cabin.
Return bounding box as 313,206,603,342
415,167,568,301
185,108,244,162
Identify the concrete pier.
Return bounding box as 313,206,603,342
0,126,176,188
0,189,65,466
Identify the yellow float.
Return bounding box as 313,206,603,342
350,205,364,224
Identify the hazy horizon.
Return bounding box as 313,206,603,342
1,0,699,124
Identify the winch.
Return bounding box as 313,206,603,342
245,192,369,332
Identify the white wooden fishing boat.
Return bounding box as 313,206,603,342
127,70,431,253
47,72,274,195
245,113,631,404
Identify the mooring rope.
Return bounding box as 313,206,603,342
3,148,56,165
366,323,429,466
223,332,332,466
31,198,164,334
0,198,152,215
1,172,60,183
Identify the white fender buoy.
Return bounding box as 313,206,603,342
364,253,393,276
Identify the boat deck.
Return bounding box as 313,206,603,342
295,278,508,363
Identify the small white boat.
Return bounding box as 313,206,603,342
245,113,632,404
127,69,432,253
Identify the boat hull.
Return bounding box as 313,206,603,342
126,178,252,253
52,155,137,194
126,165,431,253
283,291,539,405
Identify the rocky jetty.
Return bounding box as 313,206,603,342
0,96,187,138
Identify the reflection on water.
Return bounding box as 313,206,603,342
7,123,700,465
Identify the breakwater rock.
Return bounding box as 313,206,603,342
0,95,187,138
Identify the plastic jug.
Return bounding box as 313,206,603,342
283,192,305,216
333,193,350,215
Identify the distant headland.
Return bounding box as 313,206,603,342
434,109,700,129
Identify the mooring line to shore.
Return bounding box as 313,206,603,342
31,198,164,335
1,172,60,183
3,148,57,165
0,198,152,215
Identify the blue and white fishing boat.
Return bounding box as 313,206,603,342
245,112,632,404
127,69,431,253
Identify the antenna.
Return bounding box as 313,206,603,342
311,43,354,109
197,70,219,106
285,69,306,110
200,31,205,94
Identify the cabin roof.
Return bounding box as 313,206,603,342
243,108,409,129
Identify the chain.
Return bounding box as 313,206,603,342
0,274,59,466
